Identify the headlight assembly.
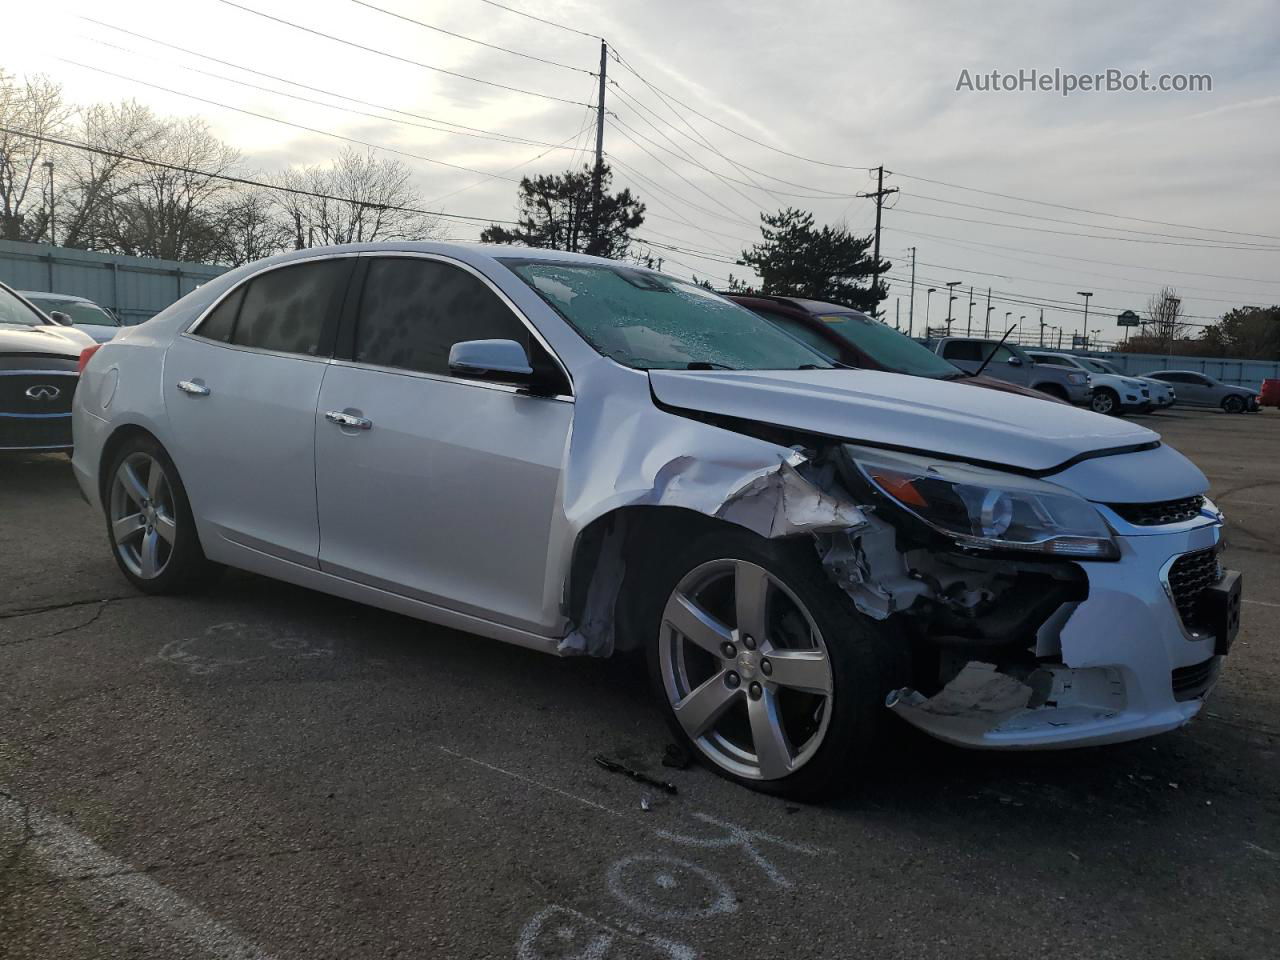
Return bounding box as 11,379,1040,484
847,446,1119,560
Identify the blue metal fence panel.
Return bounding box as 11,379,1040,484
1081,351,1280,391
0,238,227,325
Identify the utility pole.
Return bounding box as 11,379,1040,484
895,298,900,330
984,287,992,338
1038,308,1045,347
1077,291,1093,346
907,246,916,336
42,159,55,245
966,285,975,336
857,166,898,318
589,40,608,253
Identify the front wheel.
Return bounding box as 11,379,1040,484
645,529,903,800
1222,395,1246,414
1090,388,1120,415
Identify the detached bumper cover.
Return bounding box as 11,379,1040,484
888,517,1235,749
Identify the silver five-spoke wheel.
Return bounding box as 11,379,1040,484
109,452,177,580
659,558,833,781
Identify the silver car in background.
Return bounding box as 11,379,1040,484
1147,371,1260,413
21,291,123,344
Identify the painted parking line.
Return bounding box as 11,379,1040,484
1243,598,1280,609
0,788,275,960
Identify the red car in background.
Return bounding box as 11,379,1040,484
725,294,1065,403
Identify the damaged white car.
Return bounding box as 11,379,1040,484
71,244,1243,799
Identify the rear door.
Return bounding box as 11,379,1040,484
941,339,1029,385
164,256,355,566
314,254,573,634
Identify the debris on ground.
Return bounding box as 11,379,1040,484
594,755,678,795
662,742,692,770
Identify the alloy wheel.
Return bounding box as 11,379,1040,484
109,452,177,580
1091,391,1116,415
658,559,834,781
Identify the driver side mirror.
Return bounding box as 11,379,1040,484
448,338,534,387
48,310,74,326
1007,356,1023,366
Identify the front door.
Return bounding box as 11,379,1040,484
163,256,354,566
314,255,573,634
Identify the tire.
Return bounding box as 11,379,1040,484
1090,388,1119,416
1222,395,1246,414
104,435,217,594
642,527,905,800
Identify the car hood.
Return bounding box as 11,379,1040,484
649,368,1159,473
0,324,84,358
954,373,1064,402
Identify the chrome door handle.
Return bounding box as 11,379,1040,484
324,410,372,430
176,380,210,396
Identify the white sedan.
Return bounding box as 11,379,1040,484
72,243,1242,799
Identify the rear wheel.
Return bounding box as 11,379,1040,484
1222,395,1246,414
645,529,903,800
1090,388,1120,415
106,437,216,593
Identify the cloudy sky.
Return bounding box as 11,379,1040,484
5,0,1279,340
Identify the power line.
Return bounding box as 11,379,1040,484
891,170,1280,243
606,156,758,255
0,124,519,225
605,121,756,226
82,35,581,153
608,49,872,171
81,18,580,149
886,226,1280,287
214,0,592,107
346,0,594,74
468,0,604,41
56,58,530,184
889,205,1280,252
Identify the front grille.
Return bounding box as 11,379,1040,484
1167,547,1221,629
0,413,73,449
1109,495,1205,526
0,372,77,415
1172,657,1220,701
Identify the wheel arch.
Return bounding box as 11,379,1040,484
565,505,748,656
1034,381,1069,401
97,423,169,509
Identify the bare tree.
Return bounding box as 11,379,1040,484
275,148,439,248
213,188,291,266
0,71,71,241
1145,286,1190,353
106,116,240,261
59,100,161,250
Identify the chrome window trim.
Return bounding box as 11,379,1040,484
181,249,575,397
325,357,573,403
0,412,73,419
0,369,79,377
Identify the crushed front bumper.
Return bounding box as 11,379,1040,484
888,515,1239,749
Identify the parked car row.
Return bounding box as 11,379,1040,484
64,242,1243,799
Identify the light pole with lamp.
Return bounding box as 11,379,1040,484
41,159,55,246
925,287,937,333
1077,291,1093,345
945,280,961,334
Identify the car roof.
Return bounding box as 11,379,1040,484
724,293,869,317
19,290,97,303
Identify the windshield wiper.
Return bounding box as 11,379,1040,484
685,361,734,370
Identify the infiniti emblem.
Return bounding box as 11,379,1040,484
25,384,61,401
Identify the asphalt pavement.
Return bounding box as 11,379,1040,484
2,406,1278,960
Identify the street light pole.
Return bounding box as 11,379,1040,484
1077,291,1093,344
945,280,961,334
1019,315,1026,342
925,287,937,332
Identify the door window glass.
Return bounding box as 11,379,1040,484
194,286,244,343
231,259,350,356
355,257,530,376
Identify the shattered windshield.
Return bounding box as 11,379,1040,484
501,259,832,371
